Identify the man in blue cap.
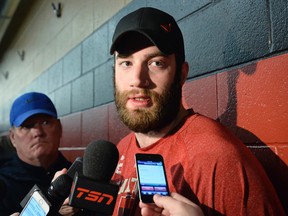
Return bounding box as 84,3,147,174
0,92,71,215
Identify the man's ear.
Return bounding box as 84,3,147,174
181,62,189,86
9,128,17,148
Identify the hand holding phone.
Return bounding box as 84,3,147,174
20,190,50,216
135,153,170,203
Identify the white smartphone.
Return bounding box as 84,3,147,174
20,190,50,216
135,153,170,203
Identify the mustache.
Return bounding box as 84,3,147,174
122,89,156,99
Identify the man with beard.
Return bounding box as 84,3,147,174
110,7,285,216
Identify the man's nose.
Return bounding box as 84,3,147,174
129,63,150,88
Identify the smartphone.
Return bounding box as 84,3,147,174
20,190,50,216
135,153,170,203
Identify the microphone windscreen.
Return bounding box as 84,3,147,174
83,140,119,182
48,174,72,202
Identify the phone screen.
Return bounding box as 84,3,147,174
20,190,50,216
135,153,169,203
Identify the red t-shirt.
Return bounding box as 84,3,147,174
111,113,285,216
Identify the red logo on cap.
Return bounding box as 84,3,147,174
160,24,172,32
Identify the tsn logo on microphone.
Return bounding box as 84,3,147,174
69,174,119,213
75,187,114,205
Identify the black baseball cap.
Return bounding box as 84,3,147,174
110,7,185,63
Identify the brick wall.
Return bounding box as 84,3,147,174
0,0,287,212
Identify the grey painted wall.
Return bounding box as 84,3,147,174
1,0,287,133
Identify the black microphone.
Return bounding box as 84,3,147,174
19,174,72,216
46,157,83,215
20,157,83,214
66,156,83,179
46,174,72,215
69,140,119,215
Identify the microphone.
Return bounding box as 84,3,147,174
46,174,73,215
46,157,83,214
20,174,72,216
66,156,83,179
20,156,83,213
69,140,119,215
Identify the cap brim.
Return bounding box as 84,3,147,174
111,29,171,54
13,109,58,127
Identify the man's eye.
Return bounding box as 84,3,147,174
42,120,49,125
120,61,131,67
150,61,164,67
21,124,33,129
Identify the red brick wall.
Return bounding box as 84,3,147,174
182,52,288,209
60,104,130,162
61,53,288,162
183,53,288,155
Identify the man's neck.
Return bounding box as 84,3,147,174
135,106,191,148
18,152,58,170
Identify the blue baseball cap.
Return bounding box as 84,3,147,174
10,92,58,127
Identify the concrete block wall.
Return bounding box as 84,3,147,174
0,0,287,211
0,0,132,129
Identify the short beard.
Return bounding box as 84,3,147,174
114,76,182,133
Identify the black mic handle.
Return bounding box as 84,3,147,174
46,174,73,215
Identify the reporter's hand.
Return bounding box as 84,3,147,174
10,169,76,216
52,168,68,181
59,197,79,216
139,192,204,216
